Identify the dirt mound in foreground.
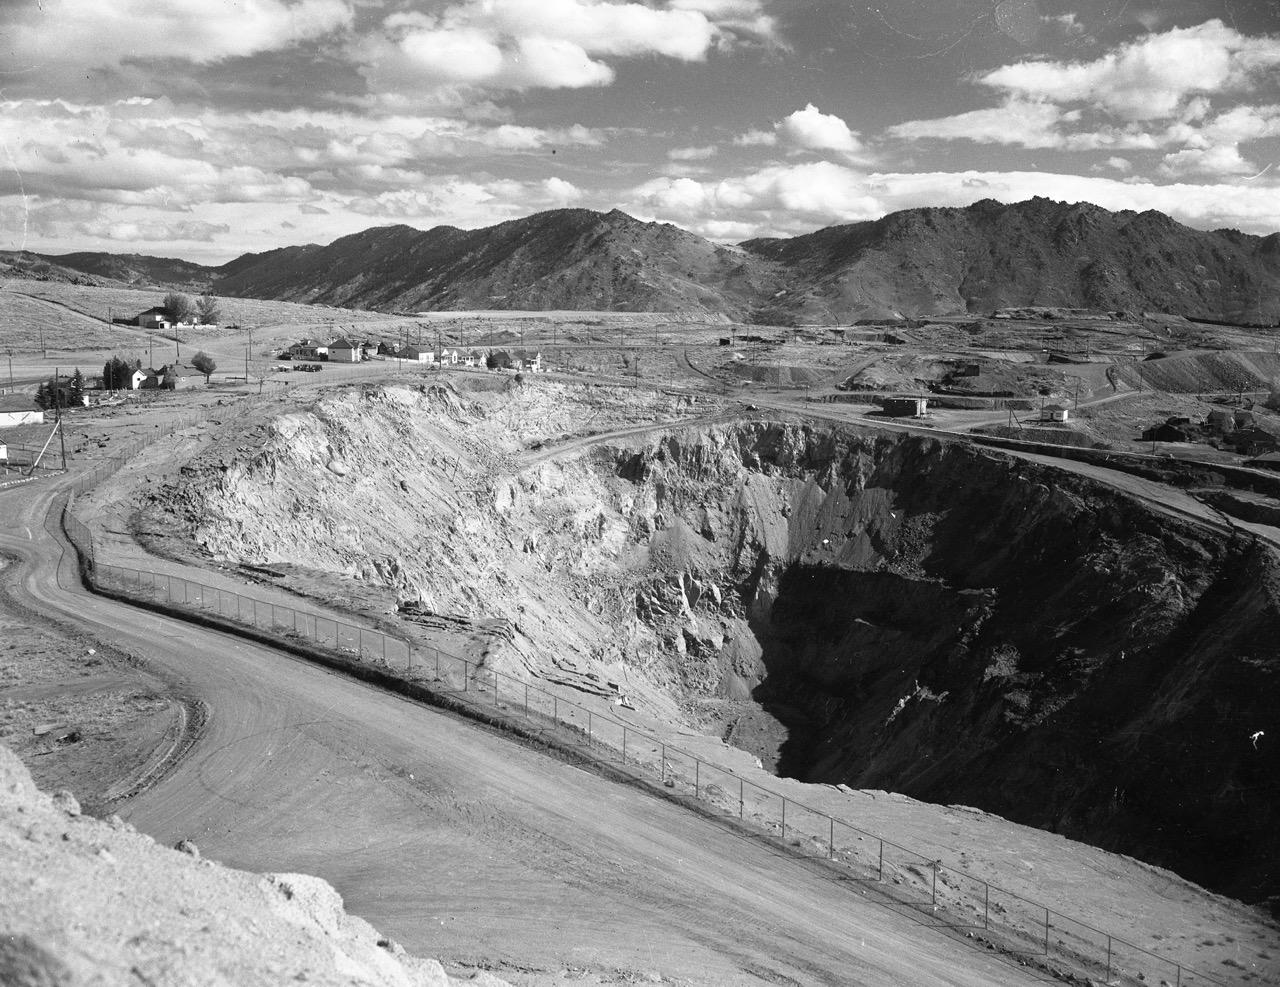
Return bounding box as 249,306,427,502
0,742,509,987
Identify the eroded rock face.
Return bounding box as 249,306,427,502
592,422,1280,911
167,386,1279,907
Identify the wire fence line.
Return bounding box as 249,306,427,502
57,417,1232,987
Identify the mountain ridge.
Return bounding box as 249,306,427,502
10,198,1280,323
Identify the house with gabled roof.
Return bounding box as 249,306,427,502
328,338,361,363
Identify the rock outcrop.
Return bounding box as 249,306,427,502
0,742,509,986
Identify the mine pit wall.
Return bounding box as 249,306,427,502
600,422,1280,910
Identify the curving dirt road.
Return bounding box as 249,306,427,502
0,474,1042,986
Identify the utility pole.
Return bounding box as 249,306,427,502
6,349,12,392
54,368,67,469
148,336,154,368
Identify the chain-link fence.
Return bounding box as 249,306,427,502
57,403,1234,987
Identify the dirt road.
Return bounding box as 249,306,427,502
0,475,1041,986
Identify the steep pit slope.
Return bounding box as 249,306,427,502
0,742,507,987
588,424,1280,910
153,383,1278,908
152,379,725,716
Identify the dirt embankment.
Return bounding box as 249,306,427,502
0,742,508,987
149,381,1280,910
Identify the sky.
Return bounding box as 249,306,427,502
2,0,1280,264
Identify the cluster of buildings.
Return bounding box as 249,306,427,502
282,337,545,372
1142,407,1280,456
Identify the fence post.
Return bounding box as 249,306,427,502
621,725,627,764
524,682,529,720
694,758,699,799
739,778,744,820
435,648,440,679
660,743,666,784
552,695,557,721
463,659,468,691
1043,907,1050,954
494,673,499,707
828,817,834,859
931,863,938,906
781,798,786,841
358,626,364,656
586,710,591,743
878,840,884,882
167,574,173,602
407,645,412,675
984,884,990,930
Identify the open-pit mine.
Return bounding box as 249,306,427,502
135,377,1280,915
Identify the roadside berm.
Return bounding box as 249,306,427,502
0,741,510,987
140,376,1280,915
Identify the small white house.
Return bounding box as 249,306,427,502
1043,404,1070,423
129,369,148,390
328,338,361,363
440,348,460,365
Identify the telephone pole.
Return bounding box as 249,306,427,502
54,368,67,469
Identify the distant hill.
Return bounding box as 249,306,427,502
743,197,1280,323
213,209,780,319
17,198,1280,323
37,251,215,290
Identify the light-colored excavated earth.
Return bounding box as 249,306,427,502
0,741,510,987
142,376,1280,929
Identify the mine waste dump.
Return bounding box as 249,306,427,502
171,384,1279,911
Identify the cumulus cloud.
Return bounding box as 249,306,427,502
624,163,1280,241
1160,145,1257,178
889,99,1069,149
0,100,608,212
733,128,778,147
890,22,1280,175
979,19,1280,122
668,0,778,46
777,104,862,153
543,176,584,204
356,0,761,96
5,0,353,74
345,174,590,221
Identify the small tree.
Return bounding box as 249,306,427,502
196,293,221,325
162,292,195,324
34,381,50,410
191,350,217,382
69,368,85,405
